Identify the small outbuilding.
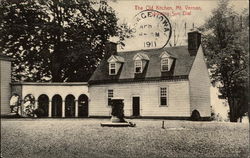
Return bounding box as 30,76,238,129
0,53,12,115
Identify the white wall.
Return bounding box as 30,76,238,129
89,80,191,117
21,83,89,100
0,60,11,114
189,46,211,117
10,83,89,117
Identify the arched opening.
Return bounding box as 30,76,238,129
23,94,35,117
52,95,62,117
65,95,75,117
9,93,20,114
78,94,88,117
191,109,201,121
37,94,49,117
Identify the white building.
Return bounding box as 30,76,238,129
88,31,211,119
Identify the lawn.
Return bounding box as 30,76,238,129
1,118,249,158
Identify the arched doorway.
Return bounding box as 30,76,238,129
9,93,20,114
65,95,75,117
52,95,62,117
23,94,35,117
37,94,49,117
78,94,88,117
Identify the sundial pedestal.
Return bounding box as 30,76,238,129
101,98,135,127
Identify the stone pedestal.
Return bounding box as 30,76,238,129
110,99,125,123
101,98,135,127
111,116,121,123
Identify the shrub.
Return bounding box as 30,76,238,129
191,110,201,121
33,108,45,117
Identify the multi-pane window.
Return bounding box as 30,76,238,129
160,87,167,106
108,89,113,106
161,58,169,71
135,60,142,73
109,63,116,75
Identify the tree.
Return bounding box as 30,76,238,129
0,0,125,82
200,0,249,122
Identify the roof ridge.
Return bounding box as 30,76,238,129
118,45,188,54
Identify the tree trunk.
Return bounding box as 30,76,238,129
51,61,62,82
228,97,238,122
51,42,66,82
51,50,63,82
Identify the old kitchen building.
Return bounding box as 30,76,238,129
88,31,211,119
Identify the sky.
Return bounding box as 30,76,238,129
107,0,249,51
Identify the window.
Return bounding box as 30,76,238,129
108,89,113,106
161,58,169,71
135,60,142,73
109,63,116,75
160,87,167,106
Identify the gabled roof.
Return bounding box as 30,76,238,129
133,53,150,61
159,51,177,59
107,55,125,63
89,46,196,84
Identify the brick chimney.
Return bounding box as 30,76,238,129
188,31,201,56
104,41,117,58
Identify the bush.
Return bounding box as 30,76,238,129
33,108,45,117
191,110,201,121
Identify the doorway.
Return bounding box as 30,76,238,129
52,95,62,117
65,95,75,117
132,97,140,116
78,94,88,117
38,94,49,117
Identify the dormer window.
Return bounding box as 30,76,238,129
160,51,176,72
109,63,116,75
135,60,142,73
133,53,149,74
161,58,169,71
108,55,125,76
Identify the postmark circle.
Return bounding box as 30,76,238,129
132,10,172,50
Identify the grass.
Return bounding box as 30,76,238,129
1,118,249,158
